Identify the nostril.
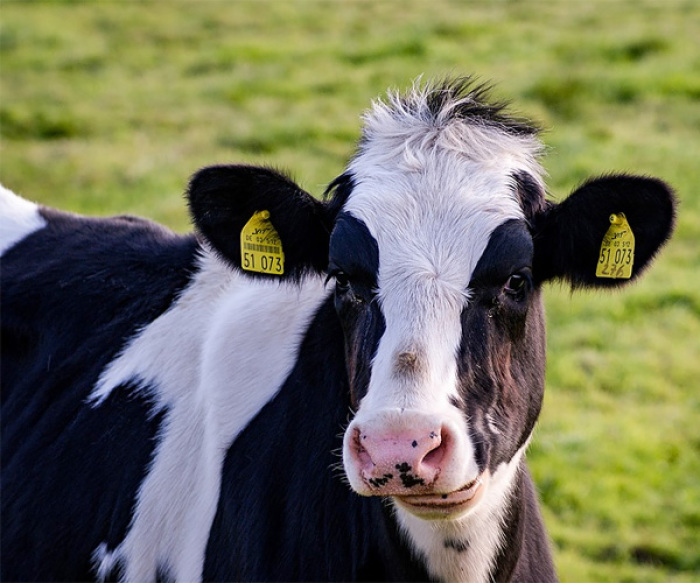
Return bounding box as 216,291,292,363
352,428,373,469
422,443,443,467
421,428,447,470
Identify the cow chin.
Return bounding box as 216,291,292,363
392,470,490,520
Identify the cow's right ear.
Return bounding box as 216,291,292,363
187,165,332,279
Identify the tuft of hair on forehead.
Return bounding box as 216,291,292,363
364,76,539,138
351,76,544,176
424,76,539,135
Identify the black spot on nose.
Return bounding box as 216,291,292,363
395,462,425,488
411,440,418,448
368,473,394,488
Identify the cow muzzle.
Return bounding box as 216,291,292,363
343,409,481,517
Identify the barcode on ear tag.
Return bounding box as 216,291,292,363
240,210,285,275
596,213,635,279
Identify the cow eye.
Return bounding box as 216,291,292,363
504,272,529,299
328,269,375,306
333,271,351,293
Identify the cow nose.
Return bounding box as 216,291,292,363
349,422,453,494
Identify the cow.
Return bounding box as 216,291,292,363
1,78,676,583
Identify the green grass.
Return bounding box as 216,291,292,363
1,1,698,581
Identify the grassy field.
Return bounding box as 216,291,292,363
1,1,698,581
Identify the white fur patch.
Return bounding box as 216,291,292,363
0,184,47,255
90,251,329,582
394,440,530,583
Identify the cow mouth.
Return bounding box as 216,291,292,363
393,471,489,519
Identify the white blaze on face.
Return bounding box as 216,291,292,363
346,158,524,413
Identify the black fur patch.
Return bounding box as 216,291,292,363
444,538,470,553
1,207,193,581
323,172,355,217
329,212,384,406
512,171,548,219
458,219,546,476
329,212,380,284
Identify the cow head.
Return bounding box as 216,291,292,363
188,78,675,521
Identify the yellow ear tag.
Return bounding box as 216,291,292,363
596,213,635,279
240,210,285,275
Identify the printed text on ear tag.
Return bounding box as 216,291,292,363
240,210,285,275
596,213,635,279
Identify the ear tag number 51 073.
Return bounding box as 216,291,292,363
240,210,285,275
596,212,635,279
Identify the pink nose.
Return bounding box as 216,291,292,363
348,422,454,494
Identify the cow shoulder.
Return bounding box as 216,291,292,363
89,261,331,581
1,205,198,400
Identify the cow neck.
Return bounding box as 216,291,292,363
489,465,557,583
392,442,529,583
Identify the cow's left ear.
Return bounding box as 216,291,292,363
187,164,332,279
532,174,677,288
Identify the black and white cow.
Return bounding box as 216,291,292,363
1,78,676,583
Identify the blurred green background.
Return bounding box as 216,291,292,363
1,1,698,581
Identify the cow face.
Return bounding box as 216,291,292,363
333,214,546,518
187,78,675,522
328,85,549,518
333,206,551,514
